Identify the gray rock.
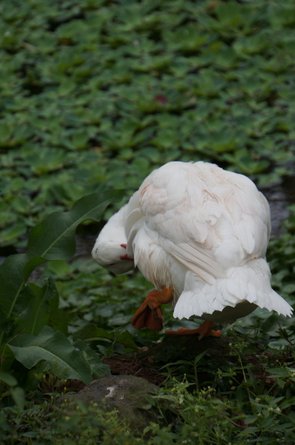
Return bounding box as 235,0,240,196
72,374,159,430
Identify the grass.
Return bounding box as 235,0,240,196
0,0,295,443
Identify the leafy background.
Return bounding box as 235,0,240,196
1,0,295,248
0,0,295,443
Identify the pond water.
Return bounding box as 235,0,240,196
262,175,295,237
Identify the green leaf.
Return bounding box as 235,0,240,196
0,189,113,361
27,190,110,260
17,279,66,335
10,387,25,411
0,223,27,246
8,326,92,384
0,254,44,319
0,371,17,387
74,340,110,378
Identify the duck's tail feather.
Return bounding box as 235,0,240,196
173,258,293,320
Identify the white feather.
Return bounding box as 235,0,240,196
92,204,134,274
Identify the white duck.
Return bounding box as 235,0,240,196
92,161,292,336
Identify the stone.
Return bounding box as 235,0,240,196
72,374,159,430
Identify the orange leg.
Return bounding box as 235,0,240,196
132,287,173,331
166,320,222,339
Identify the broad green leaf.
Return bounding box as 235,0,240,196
8,326,92,383
10,386,25,411
0,223,26,246
0,254,44,318
16,279,66,335
27,190,110,260
0,189,115,356
0,371,17,386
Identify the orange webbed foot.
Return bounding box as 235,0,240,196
131,287,173,331
166,320,222,339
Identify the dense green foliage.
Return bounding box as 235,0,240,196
0,0,295,247
0,0,295,443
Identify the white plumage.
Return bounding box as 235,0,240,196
92,161,292,327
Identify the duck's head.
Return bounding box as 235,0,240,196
92,205,134,274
